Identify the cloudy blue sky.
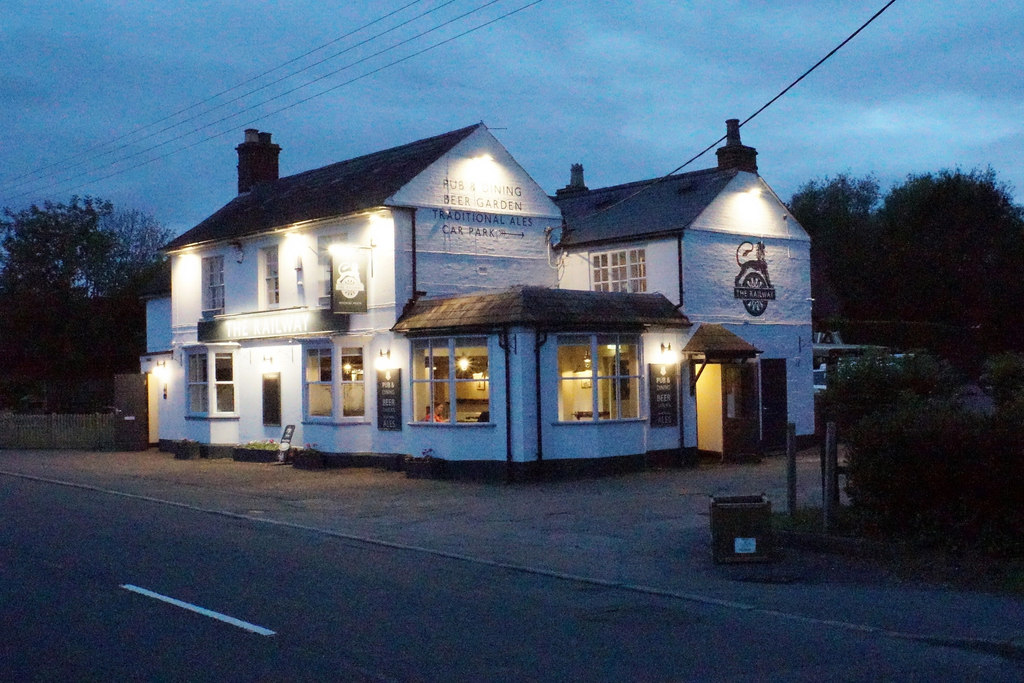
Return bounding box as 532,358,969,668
2,1,1021,235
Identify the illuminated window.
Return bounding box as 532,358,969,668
317,233,347,307
557,334,640,421
412,337,490,424
187,352,208,414
305,347,332,418
592,249,646,293
304,344,365,420
186,350,235,416
340,347,365,417
202,255,225,314
261,247,279,307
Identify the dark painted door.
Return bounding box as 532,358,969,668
263,373,281,426
721,363,760,462
760,358,788,451
113,374,149,451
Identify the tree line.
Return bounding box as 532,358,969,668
788,168,1024,367
0,197,169,412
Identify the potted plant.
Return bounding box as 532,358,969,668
292,443,325,469
404,448,444,479
175,439,201,460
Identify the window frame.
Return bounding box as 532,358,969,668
556,333,643,422
261,246,279,308
411,336,491,425
304,345,333,421
302,340,367,422
202,255,225,315
317,233,347,308
185,347,237,417
591,248,646,293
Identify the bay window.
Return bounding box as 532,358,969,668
412,337,490,424
557,334,641,421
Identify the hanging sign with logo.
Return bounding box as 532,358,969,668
332,250,368,314
733,240,776,316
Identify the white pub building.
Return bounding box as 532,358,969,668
141,121,813,479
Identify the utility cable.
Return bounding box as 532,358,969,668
1,0,456,196
5,0,526,203
0,0,433,191
568,0,899,227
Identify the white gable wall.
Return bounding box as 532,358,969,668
684,172,814,437
389,127,562,297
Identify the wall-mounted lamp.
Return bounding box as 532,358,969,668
376,349,393,371
659,343,678,365
232,241,244,263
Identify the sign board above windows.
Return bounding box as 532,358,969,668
197,308,349,342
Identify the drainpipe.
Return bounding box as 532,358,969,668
498,327,514,483
676,233,684,309
534,331,548,464
676,233,686,466
410,208,418,297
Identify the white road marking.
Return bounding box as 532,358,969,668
120,584,276,636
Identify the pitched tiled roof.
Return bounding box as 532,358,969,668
553,167,738,247
682,323,761,358
165,123,483,251
392,286,690,334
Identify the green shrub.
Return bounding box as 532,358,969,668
818,352,960,434
980,352,1024,408
846,392,1024,555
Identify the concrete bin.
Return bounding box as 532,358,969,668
710,495,773,563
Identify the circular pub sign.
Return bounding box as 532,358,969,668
732,241,776,317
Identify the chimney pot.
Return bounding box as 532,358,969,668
556,163,589,198
725,118,742,146
244,128,259,142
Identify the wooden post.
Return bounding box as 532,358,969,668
823,421,838,532
786,422,797,516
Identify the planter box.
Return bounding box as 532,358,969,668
404,457,446,480
175,442,201,460
233,447,280,463
292,449,324,470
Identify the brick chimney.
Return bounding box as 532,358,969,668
236,129,281,194
715,119,757,174
555,163,589,198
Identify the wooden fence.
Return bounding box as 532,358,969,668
0,413,119,450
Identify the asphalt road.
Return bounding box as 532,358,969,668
1,460,1022,681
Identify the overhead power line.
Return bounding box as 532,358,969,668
4,0,543,204
571,0,900,225
0,0,432,191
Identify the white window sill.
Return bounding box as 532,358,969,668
551,417,646,426
409,421,496,428
302,418,370,426
185,414,240,421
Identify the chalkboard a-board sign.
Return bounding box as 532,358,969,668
377,369,402,431
648,364,678,428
